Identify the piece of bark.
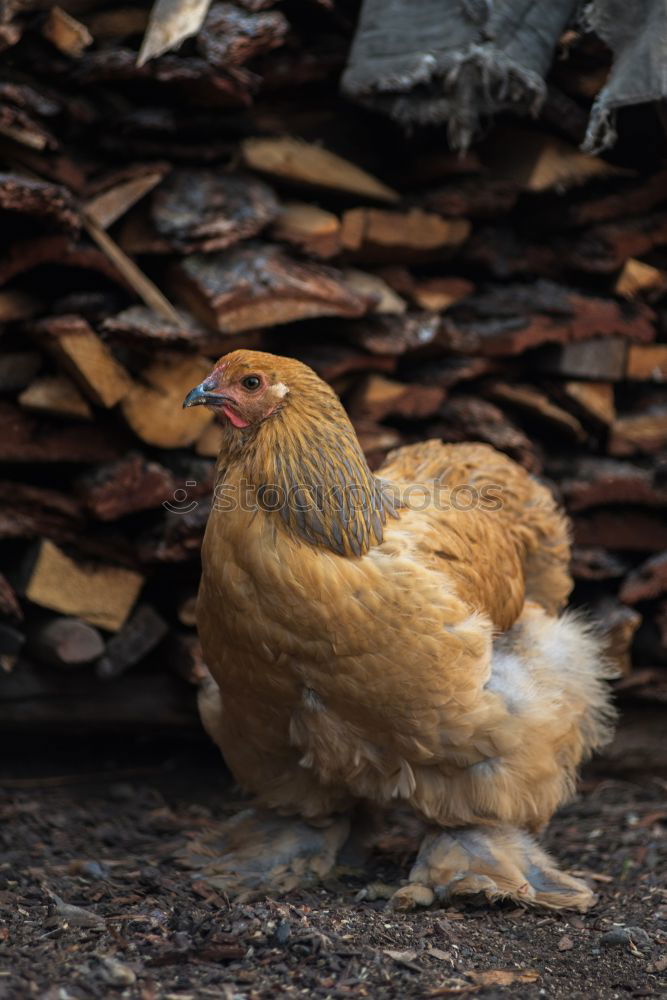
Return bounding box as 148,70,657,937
241,137,399,203
0,235,127,288
573,510,667,552
486,383,586,441
150,170,278,251
608,409,667,456
625,345,667,381
0,573,22,620
482,129,628,192
138,501,210,564
405,355,498,390
340,207,470,259
0,289,39,322
410,277,473,312
342,269,406,315
28,616,105,668
270,202,341,259
619,552,667,605
432,397,541,472
558,457,667,511
615,259,667,300
171,243,367,333
537,338,628,380
569,213,667,274
561,380,615,426
38,314,132,407
592,597,641,677
78,453,176,520
295,341,396,382
0,401,125,462
563,171,667,227
121,353,213,448
84,170,166,229
0,352,41,392
23,539,144,631
138,0,213,66
95,603,168,678
0,172,80,231
570,546,629,581
101,304,240,354
422,177,518,218
442,283,654,358
18,374,93,420
346,313,442,356
196,2,288,68
348,374,445,422
42,6,93,57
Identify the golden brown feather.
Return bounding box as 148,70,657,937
185,350,616,911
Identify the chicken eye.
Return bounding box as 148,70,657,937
241,375,261,391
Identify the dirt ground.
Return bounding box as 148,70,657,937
0,734,665,1000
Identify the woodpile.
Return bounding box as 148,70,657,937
1,0,666,730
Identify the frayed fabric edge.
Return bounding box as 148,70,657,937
342,44,547,151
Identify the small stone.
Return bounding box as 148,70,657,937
558,934,574,951
99,956,136,987
272,920,290,946
600,926,650,950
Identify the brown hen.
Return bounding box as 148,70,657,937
183,350,615,911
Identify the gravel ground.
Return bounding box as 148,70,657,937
0,736,665,1000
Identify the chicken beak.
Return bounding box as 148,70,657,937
183,382,225,409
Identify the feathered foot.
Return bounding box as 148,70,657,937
391,825,595,913
181,808,350,897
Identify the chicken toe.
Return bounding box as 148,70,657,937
182,809,351,897
391,826,595,912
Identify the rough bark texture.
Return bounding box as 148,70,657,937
0,0,666,725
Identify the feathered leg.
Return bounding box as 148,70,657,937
182,808,351,896
391,825,595,912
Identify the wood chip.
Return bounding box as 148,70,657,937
615,258,667,299
19,374,93,420
120,354,213,448
608,409,667,456
138,0,213,66
562,380,615,426
341,207,470,257
271,202,341,258
40,315,132,408
487,382,586,440
241,136,399,202
625,345,667,381
483,128,628,192
84,171,165,229
42,6,93,58
23,539,144,632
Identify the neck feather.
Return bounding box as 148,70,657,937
216,386,398,557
